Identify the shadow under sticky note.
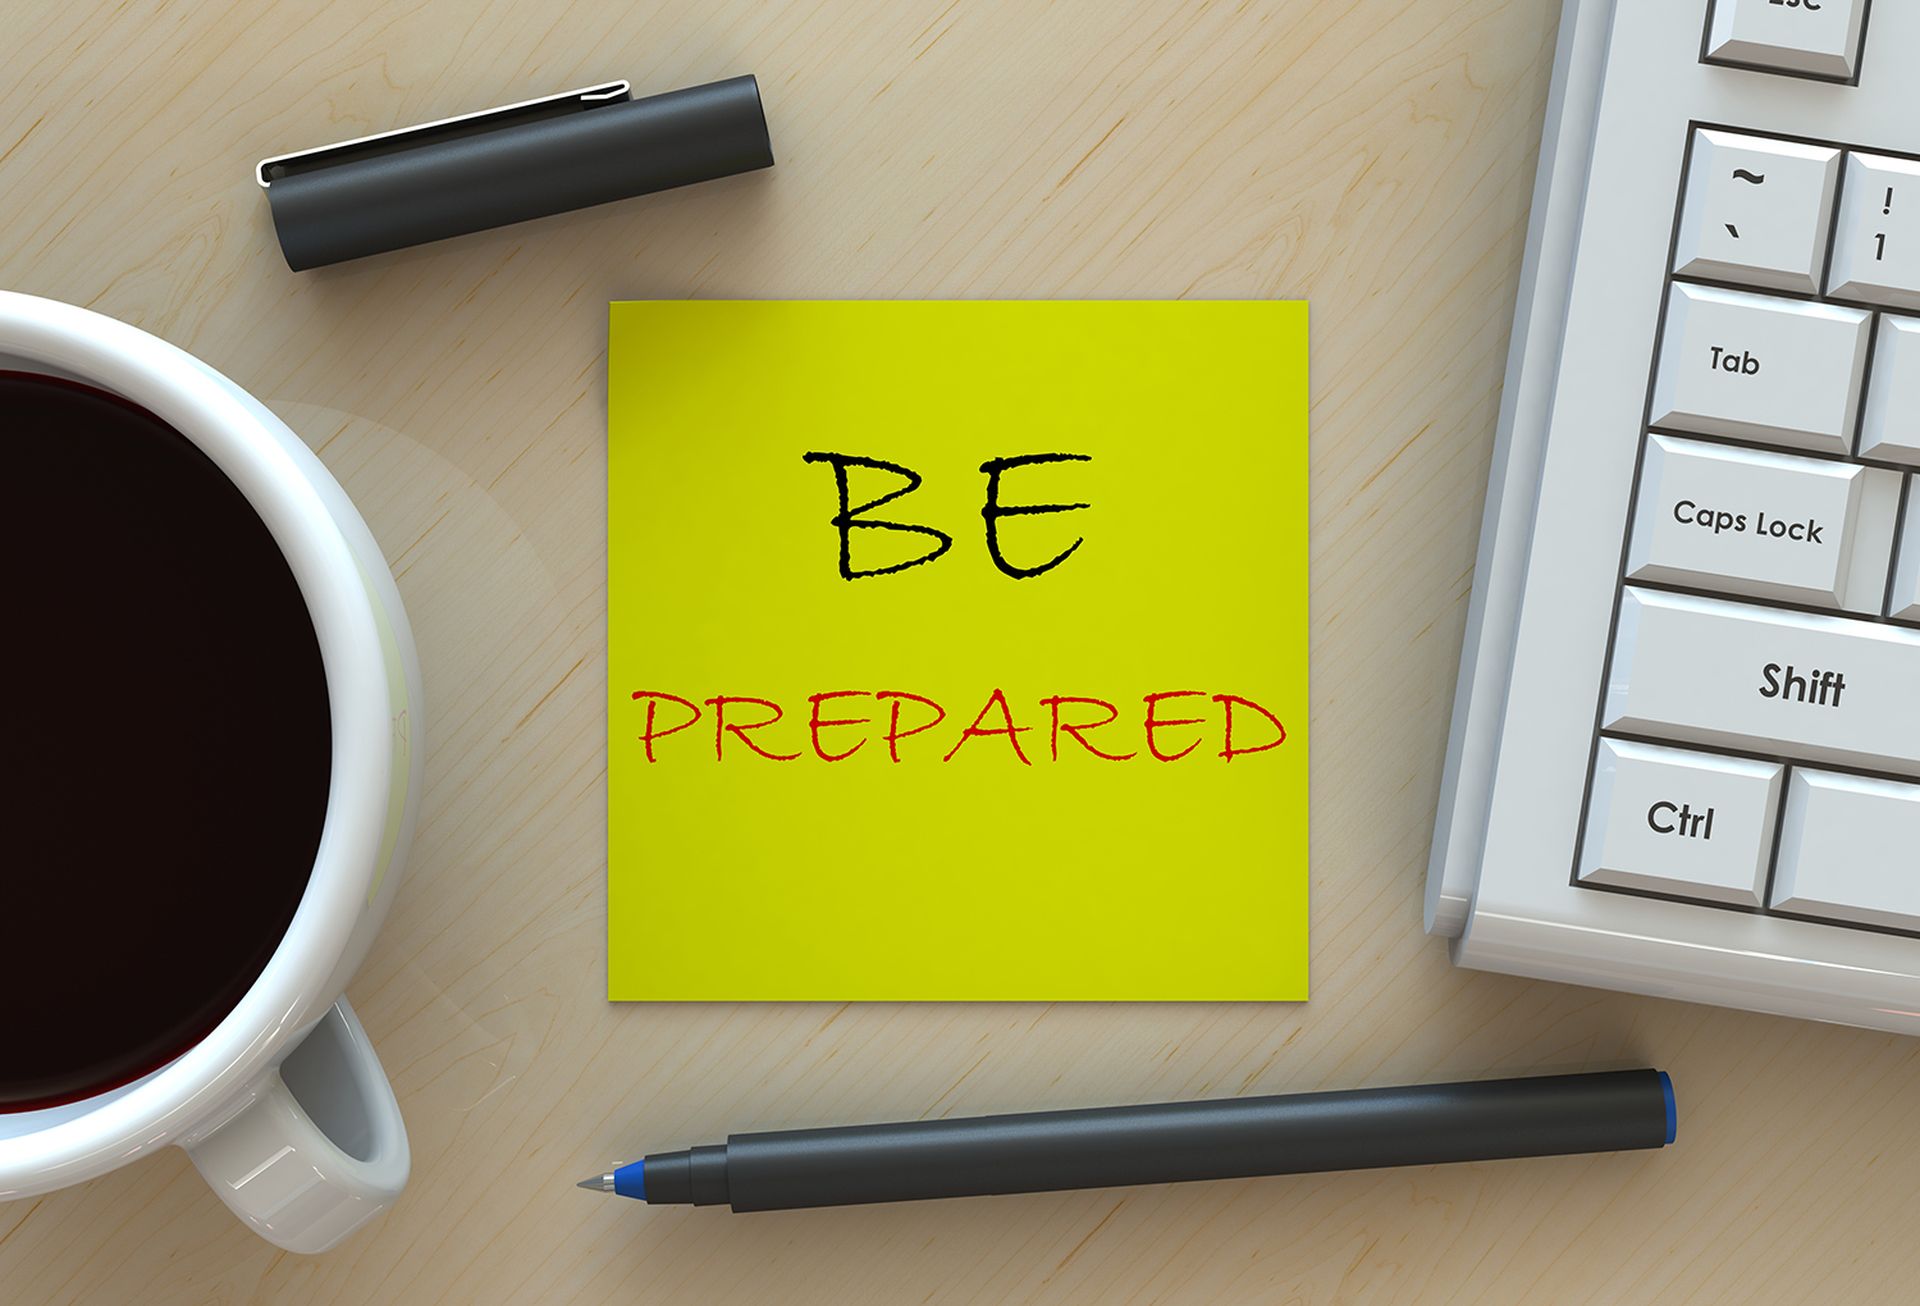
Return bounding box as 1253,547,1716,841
607,301,1308,999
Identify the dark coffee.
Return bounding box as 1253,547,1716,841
3,371,331,1111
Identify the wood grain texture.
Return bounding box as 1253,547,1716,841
3,0,1917,1301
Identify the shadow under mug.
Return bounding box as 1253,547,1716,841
0,292,424,1254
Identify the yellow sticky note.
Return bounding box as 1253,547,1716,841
608,301,1308,999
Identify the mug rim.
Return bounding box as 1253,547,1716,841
0,292,394,1189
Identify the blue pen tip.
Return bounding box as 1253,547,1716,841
1657,1071,1676,1145
613,1158,648,1201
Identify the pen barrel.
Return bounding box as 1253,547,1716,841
266,75,773,270
715,1070,1673,1211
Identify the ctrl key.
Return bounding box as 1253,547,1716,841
1578,739,1783,907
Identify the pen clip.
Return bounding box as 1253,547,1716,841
256,79,632,188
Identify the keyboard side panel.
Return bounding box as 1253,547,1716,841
1427,0,1617,937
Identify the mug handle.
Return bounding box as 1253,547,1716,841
183,999,410,1253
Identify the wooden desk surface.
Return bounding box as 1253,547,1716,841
5,1,1918,1301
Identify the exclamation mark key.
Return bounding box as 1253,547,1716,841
1829,154,1920,310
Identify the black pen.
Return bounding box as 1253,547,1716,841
577,1069,1675,1212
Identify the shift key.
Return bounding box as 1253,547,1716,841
1604,588,1920,777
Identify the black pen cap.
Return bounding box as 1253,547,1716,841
259,75,774,270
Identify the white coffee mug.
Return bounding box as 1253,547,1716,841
0,291,423,1253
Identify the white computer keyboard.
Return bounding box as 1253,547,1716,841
1428,0,1920,1033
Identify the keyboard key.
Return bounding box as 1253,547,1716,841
1859,315,1920,467
1703,0,1869,82
1674,130,1840,294
1578,738,1782,906
1827,153,1920,312
1650,283,1870,455
1891,484,1920,623
1626,435,1900,611
1603,587,1920,777
1771,769,1920,932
